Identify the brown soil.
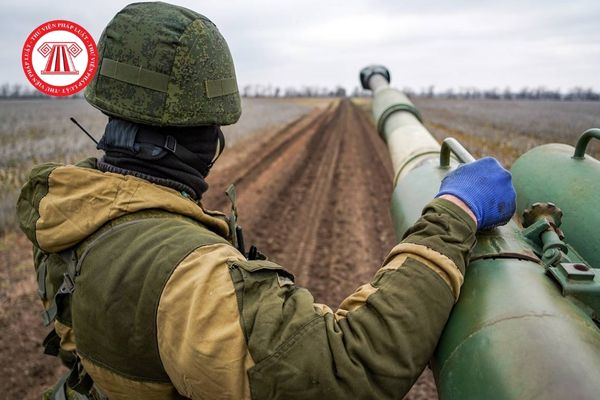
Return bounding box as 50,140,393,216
0,233,66,399
1,99,437,399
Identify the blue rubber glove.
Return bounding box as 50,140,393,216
436,157,516,230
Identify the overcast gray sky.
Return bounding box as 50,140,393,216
2,0,599,92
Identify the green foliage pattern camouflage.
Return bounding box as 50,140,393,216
85,2,241,127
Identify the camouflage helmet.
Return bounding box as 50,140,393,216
85,2,241,127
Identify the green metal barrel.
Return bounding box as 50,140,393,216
359,66,600,400
434,256,600,399
512,129,600,269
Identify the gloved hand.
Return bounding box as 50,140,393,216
436,157,516,230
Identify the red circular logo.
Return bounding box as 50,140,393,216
22,20,98,97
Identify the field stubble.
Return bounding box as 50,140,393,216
413,98,600,166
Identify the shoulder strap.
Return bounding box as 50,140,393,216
225,184,246,255
41,249,77,326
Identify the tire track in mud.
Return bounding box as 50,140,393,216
205,102,337,211
206,99,396,305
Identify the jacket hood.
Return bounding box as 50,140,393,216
16,158,229,253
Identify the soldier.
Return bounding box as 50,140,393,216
16,2,516,399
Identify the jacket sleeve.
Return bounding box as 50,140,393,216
157,199,475,399
231,198,477,399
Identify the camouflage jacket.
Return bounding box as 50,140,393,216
17,158,476,400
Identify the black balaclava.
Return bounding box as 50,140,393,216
96,118,225,200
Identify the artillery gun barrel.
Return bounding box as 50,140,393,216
360,65,600,400
362,67,440,184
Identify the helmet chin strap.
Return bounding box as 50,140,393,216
209,128,225,168
72,117,224,170
97,118,224,175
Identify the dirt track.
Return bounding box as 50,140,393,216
205,98,437,399
206,99,395,302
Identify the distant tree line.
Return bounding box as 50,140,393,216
1,82,598,101
374,85,600,101
241,84,347,98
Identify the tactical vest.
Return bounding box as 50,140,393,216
36,209,234,399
